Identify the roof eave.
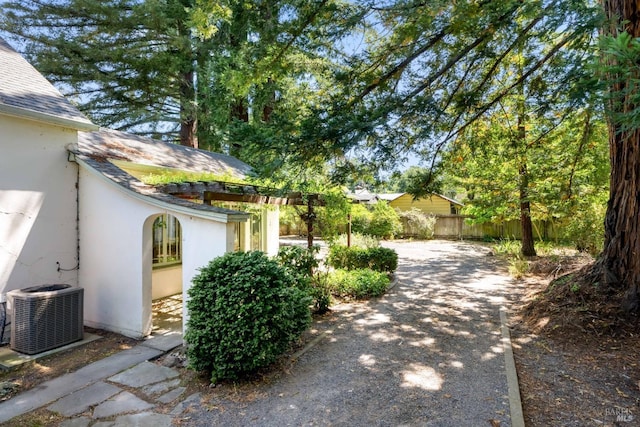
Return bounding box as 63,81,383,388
75,156,250,223
0,103,99,131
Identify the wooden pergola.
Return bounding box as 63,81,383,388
157,180,326,248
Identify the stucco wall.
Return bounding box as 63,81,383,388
151,265,182,300
0,115,79,299
264,206,280,256
79,167,230,338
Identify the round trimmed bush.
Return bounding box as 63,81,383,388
185,251,312,382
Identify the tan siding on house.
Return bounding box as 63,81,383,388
389,194,454,215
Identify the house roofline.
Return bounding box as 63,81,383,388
378,192,464,206
437,193,464,206
75,156,250,223
0,103,99,131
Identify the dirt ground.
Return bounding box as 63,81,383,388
0,329,139,403
510,254,640,426
2,243,639,426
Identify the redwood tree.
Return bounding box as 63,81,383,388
599,0,640,310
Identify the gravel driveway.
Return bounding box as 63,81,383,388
183,240,515,427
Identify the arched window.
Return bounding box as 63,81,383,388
152,214,182,266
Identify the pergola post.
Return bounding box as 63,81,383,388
306,196,314,249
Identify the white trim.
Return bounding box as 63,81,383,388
76,156,250,223
0,103,99,131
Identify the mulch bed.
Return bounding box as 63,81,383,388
510,255,640,426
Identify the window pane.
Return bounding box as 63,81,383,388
251,212,262,251
152,214,182,265
153,216,163,263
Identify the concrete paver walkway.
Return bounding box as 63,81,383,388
0,333,187,426
0,240,522,426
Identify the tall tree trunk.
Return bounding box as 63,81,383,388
516,83,536,256
229,98,249,157
519,162,536,256
600,0,640,310
177,14,197,149
179,69,198,148
180,71,198,148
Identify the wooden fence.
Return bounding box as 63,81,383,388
432,215,559,241
279,214,559,241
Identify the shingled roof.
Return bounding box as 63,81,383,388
0,38,96,130
71,129,252,221
78,129,252,178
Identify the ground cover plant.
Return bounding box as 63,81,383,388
325,268,390,299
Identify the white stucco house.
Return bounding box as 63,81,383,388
0,38,280,339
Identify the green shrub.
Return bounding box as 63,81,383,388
314,190,351,241
398,208,437,239
366,247,399,272
310,272,332,314
326,269,390,299
327,245,398,273
277,245,332,312
185,251,312,383
276,245,319,289
493,239,522,257
350,203,373,234
559,193,606,256
332,232,380,249
508,258,529,278
369,201,402,239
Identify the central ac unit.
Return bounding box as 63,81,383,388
9,284,84,355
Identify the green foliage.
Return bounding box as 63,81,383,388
493,240,523,257
278,206,306,236
327,246,398,273
310,273,333,314
314,189,351,241
276,245,335,313
397,208,437,239
326,269,390,299
276,245,319,290
1,0,358,167
494,239,530,277
558,192,607,256
139,170,241,185
389,166,443,199
599,31,640,132
333,232,380,249
368,201,402,239
350,203,373,235
293,0,602,182
185,251,311,383
508,258,529,279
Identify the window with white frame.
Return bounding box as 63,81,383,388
212,202,266,252
250,211,263,251
152,214,182,267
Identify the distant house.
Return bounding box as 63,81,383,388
0,38,279,339
377,193,463,215
346,187,379,204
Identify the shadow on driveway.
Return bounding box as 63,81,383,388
184,240,514,427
